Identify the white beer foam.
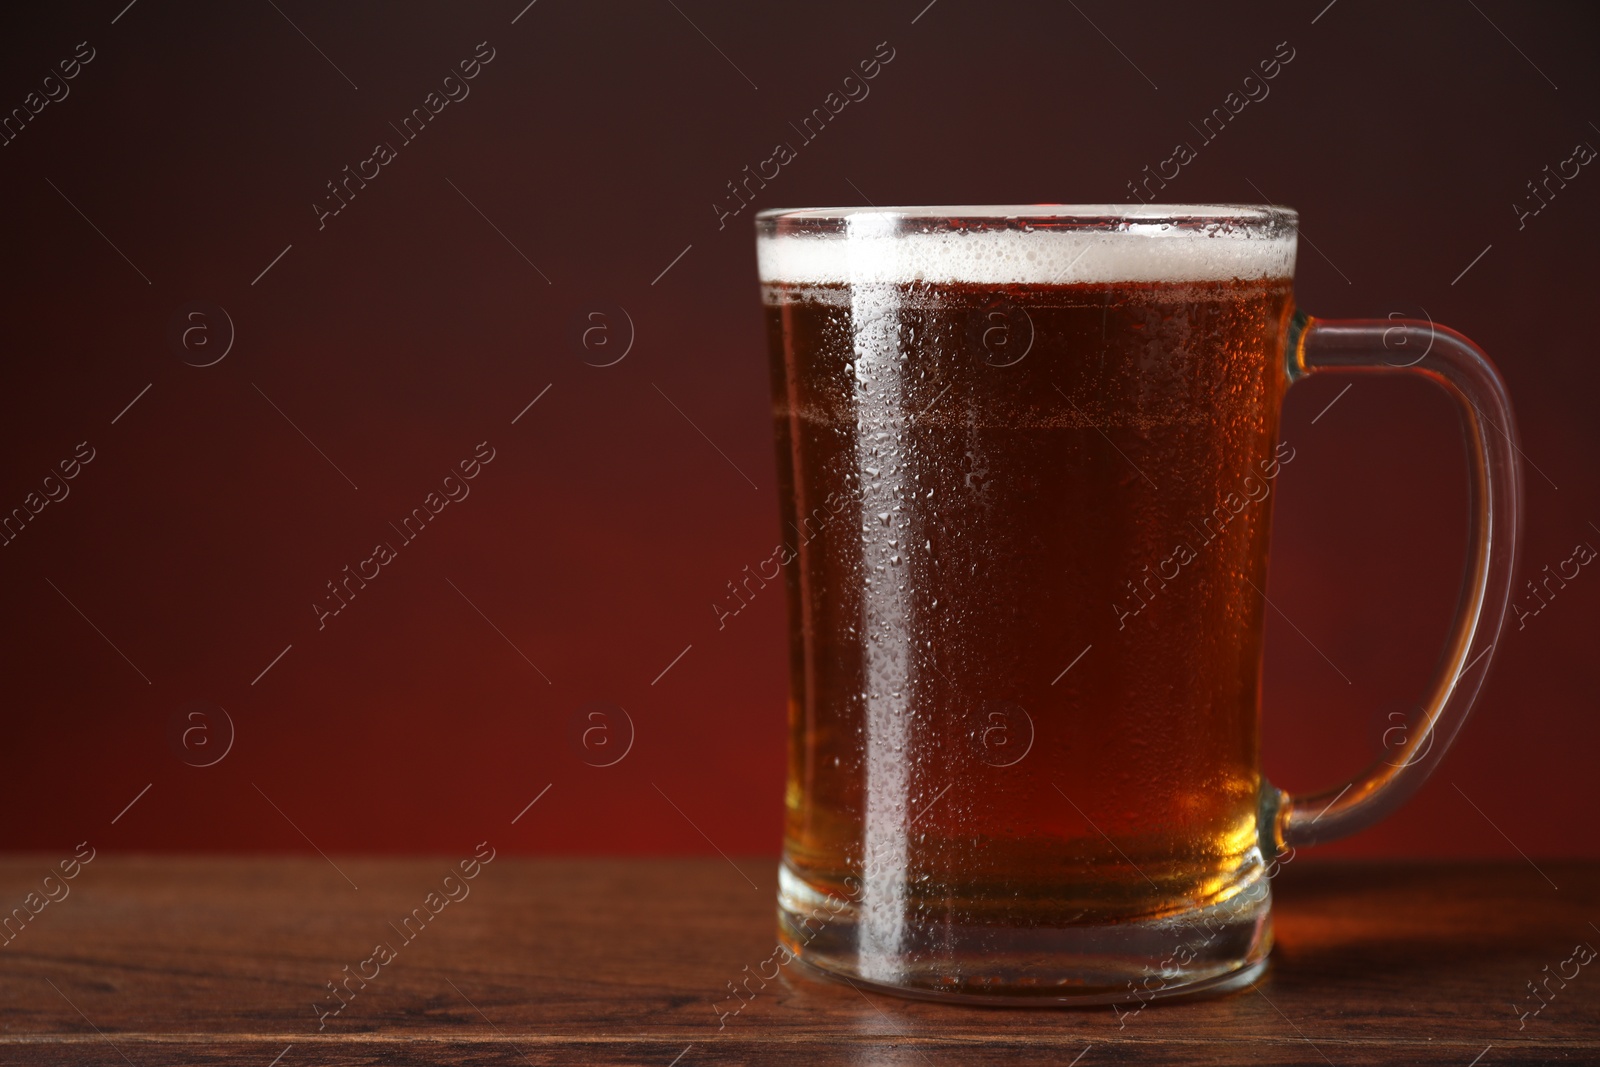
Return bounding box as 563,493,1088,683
757,206,1297,285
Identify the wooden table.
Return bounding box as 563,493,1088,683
1,856,1595,1064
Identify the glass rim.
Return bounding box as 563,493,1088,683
755,203,1297,232
754,204,1298,284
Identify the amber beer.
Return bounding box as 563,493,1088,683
760,208,1298,998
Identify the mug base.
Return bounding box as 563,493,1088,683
777,861,1274,1006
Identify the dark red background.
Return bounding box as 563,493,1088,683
1,0,1595,860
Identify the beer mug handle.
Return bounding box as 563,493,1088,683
1264,313,1522,852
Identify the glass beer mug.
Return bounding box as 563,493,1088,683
755,205,1519,1003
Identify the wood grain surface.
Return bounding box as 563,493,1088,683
0,857,1594,1065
